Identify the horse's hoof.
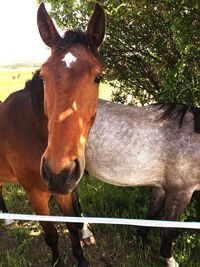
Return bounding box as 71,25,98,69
81,224,96,246
82,235,96,246
78,258,89,267
166,257,179,267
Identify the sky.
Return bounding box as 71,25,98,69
0,0,56,64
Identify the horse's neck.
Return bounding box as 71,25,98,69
4,89,47,143
29,94,48,143
30,100,48,142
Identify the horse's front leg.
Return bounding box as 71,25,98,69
27,189,61,266
71,190,94,246
160,189,193,267
55,191,89,267
137,187,166,241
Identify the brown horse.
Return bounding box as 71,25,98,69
0,3,105,267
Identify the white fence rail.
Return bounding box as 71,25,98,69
0,213,200,229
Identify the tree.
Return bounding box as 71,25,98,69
40,0,200,106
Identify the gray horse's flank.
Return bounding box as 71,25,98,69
85,99,200,267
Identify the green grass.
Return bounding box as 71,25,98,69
99,82,113,101
0,181,164,267
79,176,200,267
0,68,37,101
1,179,200,266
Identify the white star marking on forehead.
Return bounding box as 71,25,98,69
62,52,77,68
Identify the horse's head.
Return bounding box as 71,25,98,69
38,3,105,195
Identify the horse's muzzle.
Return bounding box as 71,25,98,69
40,158,81,195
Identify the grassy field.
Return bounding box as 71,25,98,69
0,68,37,101
0,67,199,266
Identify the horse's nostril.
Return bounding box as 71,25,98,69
58,159,80,185
73,159,81,182
40,158,51,183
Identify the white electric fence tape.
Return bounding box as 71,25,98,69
0,213,200,229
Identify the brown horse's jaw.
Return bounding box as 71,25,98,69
40,157,81,195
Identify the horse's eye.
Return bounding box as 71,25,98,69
94,74,103,84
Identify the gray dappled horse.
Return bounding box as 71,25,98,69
84,99,200,267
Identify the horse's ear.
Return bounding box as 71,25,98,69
86,3,105,49
37,3,61,48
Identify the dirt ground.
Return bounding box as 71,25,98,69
0,222,127,267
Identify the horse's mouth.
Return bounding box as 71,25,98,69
47,180,78,195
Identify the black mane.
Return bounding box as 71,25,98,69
22,70,47,142
159,103,200,133
24,70,46,127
